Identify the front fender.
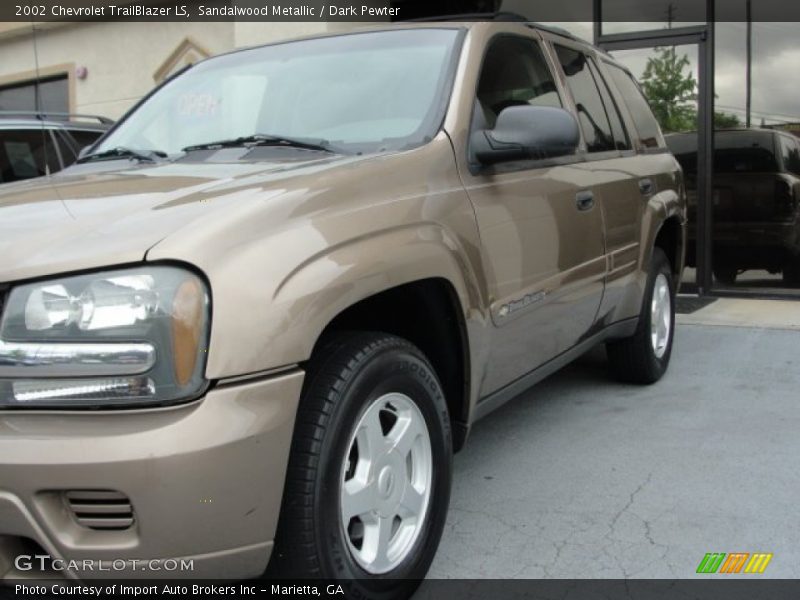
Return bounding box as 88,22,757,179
144,134,487,383
183,219,482,380
267,223,481,366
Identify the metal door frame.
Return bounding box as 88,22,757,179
594,0,716,296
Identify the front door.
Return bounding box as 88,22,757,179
458,32,607,396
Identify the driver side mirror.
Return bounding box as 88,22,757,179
471,105,580,167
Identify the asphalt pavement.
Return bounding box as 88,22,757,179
425,322,800,579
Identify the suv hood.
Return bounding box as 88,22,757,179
0,153,363,282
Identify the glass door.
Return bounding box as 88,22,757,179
607,43,700,292
597,28,713,295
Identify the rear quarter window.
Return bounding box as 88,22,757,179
605,63,665,150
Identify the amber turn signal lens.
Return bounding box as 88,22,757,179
172,278,205,386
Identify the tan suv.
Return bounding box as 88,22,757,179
0,20,685,597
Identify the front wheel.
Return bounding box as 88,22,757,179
606,248,676,384
268,332,452,599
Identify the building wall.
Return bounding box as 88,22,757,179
0,21,347,120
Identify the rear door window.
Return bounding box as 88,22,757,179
0,129,60,183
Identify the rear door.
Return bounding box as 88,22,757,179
595,58,681,315
459,32,607,395
546,38,646,324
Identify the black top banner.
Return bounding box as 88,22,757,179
2,0,800,22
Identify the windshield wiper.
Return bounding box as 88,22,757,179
78,146,168,164
182,134,336,154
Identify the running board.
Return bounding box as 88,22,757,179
473,318,638,422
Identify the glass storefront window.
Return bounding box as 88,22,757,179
0,76,69,114
709,20,800,289
609,45,699,291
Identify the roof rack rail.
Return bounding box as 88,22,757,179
0,111,113,125
400,14,587,44
526,22,583,43
406,11,529,22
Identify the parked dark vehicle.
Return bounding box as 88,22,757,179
666,129,800,285
0,112,111,184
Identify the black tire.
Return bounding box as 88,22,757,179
713,266,738,285
606,248,676,384
267,332,452,600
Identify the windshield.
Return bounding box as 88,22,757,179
94,29,462,158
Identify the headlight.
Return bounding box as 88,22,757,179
0,265,210,408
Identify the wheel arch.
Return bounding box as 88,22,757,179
642,186,687,280
308,277,472,453
653,214,685,279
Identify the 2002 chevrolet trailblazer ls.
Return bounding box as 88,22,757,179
0,18,685,599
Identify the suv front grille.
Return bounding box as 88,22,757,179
64,490,136,531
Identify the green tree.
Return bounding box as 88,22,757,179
640,47,698,132
713,111,741,129
640,47,742,132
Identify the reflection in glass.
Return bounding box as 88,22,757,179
667,130,800,287
611,46,698,290
609,45,699,136
709,21,800,289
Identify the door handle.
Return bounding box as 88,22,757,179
576,190,595,211
639,178,654,196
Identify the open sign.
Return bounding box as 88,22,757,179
176,93,220,118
